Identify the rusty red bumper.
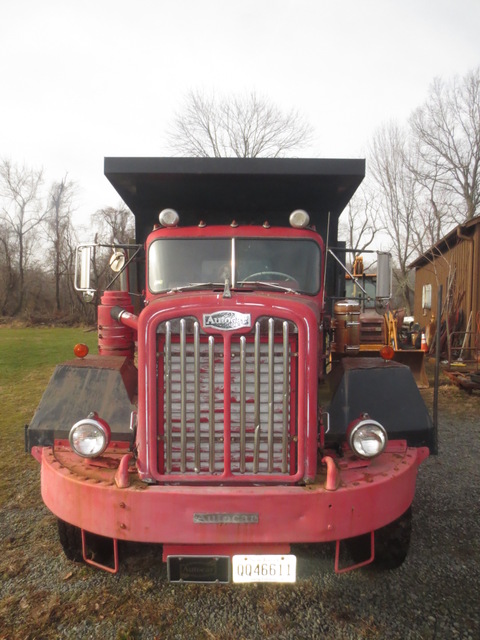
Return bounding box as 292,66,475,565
36,441,429,546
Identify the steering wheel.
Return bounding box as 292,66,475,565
241,271,296,283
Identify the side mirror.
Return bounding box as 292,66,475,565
109,250,126,273
75,245,95,302
376,252,392,301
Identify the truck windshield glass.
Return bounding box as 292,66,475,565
148,238,321,295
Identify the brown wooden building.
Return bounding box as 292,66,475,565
409,216,480,353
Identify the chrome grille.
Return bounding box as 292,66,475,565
157,317,298,477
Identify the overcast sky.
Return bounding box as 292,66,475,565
1,0,479,226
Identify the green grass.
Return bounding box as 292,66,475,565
0,326,98,505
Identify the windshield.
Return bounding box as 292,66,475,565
148,238,321,295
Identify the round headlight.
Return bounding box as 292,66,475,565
348,417,387,459
69,415,111,458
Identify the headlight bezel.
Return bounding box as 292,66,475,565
69,414,111,458
347,415,388,459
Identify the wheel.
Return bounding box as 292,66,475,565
57,519,114,565
241,271,296,282
57,519,83,562
346,507,412,570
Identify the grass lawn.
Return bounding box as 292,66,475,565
0,326,98,506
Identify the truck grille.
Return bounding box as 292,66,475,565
156,317,298,478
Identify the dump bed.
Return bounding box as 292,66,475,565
104,157,365,245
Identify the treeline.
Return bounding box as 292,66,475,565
0,163,133,323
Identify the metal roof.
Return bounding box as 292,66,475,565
409,215,480,269
104,157,365,243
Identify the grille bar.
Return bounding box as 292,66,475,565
165,321,172,473
240,336,246,473
254,321,261,474
268,318,275,473
180,318,187,473
194,321,201,472
282,321,289,473
208,336,215,472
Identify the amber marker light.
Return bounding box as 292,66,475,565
379,344,395,360
74,343,89,358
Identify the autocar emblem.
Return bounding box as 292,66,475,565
203,311,251,331
194,513,259,524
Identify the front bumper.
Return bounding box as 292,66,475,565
36,440,429,547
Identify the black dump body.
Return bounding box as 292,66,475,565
105,156,364,243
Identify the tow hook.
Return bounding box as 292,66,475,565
322,456,340,491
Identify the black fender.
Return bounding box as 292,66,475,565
26,356,137,451
326,357,435,452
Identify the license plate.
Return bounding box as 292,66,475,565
232,554,296,583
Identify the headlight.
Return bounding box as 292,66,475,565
347,415,387,459
69,414,111,458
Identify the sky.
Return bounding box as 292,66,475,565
1,0,479,228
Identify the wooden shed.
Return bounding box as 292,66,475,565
409,216,480,359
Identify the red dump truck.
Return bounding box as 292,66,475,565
26,157,434,582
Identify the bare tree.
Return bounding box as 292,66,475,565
89,205,135,294
410,67,480,223
338,184,383,269
45,177,77,312
0,160,45,315
168,90,314,158
0,221,17,315
92,205,135,244
410,173,457,254
369,123,424,313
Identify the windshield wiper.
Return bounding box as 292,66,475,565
167,280,299,295
167,282,224,293
237,280,299,294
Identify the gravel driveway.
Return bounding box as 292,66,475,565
1,384,479,640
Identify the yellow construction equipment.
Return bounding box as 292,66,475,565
354,310,429,388
385,311,428,388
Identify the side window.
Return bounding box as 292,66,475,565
422,284,432,310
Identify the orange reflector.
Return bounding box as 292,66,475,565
379,344,395,360
74,343,89,358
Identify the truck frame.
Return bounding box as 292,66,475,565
26,157,434,582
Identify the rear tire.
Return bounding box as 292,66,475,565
346,507,412,570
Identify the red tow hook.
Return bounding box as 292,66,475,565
322,456,340,491
115,452,134,488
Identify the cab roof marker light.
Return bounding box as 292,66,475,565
159,208,180,227
289,209,310,229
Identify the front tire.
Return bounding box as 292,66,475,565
57,519,114,566
57,519,83,562
346,507,412,570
